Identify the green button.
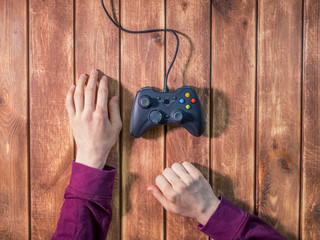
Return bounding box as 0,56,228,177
185,104,191,110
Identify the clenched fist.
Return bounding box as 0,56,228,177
148,162,220,225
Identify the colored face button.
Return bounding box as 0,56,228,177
179,98,185,104
185,104,191,110
185,92,191,98
191,98,196,104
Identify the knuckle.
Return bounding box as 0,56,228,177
85,85,95,92
184,178,193,187
94,111,105,123
99,86,108,95
76,78,85,85
168,192,178,203
82,111,93,121
194,174,202,181
175,184,186,194
115,122,123,132
74,90,82,98
95,105,106,114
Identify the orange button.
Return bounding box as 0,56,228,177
185,92,191,98
191,98,196,104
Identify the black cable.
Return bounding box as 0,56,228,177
101,0,179,92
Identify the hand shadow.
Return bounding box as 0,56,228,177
192,163,298,240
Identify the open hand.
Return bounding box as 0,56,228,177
65,69,122,169
148,162,220,225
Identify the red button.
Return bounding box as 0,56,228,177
191,98,196,104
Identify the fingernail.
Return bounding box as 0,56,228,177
80,74,87,79
70,84,75,90
101,75,107,79
147,187,153,192
113,96,119,102
91,69,98,74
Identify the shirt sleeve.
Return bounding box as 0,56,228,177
198,196,286,240
52,161,117,240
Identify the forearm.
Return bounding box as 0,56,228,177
198,196,286,240
52,161,116,240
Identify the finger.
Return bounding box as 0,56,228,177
65,84,76,118
96,75,109,112
163,168,185,188
155,175,176,200
109,96,122,131
84,69,99,110
182,162,203,180
74,74,87,112
148,185,170,209
171,163,194,185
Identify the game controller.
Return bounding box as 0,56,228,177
130,86,205,138
101,0,205,137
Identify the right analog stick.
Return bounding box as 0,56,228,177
173,110,185,123
149,110,164,124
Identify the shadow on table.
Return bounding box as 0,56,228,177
193,163,298,240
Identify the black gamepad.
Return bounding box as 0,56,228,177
130,86,205,138
100,1,205,138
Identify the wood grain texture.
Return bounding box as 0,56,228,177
29,0,74,238
301,0,320,238
0,0,29,239
256,1,302,239
166,0,210,239
75,0,120,239
211,0,256,213
121,0,165,239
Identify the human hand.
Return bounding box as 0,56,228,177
65,69,122,169
148,162,220,225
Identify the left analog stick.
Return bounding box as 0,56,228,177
139,96,152,109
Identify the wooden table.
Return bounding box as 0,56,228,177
1,0,319,239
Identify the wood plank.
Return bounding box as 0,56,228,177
301,0,320,239
121,0,165,239
256,1,302,239
211,0,256,212
0,0,29,239
75,0,120,239
165,0,210,239
29,0,74,238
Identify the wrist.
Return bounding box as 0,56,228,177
196,198,220,226
76,152,110,169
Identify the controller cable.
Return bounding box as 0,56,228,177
101,0,179,92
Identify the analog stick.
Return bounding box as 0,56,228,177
149,110,164,124
139,96,152,109
173,110,185,123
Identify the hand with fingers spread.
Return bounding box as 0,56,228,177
148,162,220,225
65,69,122,169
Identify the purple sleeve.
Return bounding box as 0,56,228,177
52,161,116,240
198,196,286,240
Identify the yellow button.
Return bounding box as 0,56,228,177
185,104,191,110
185,92,191,98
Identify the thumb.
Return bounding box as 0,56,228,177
109,96,122,130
